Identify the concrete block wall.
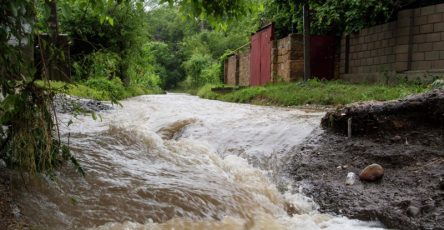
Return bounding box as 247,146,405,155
273,34,304,82
226,55,237,85
410,4,444,70
238,51,250,86
224,34,304,86
340,3,444,83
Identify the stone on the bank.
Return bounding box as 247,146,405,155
345,172,356,185
406,206,421,217
359,163,384,181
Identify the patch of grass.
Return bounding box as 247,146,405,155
195,80,427,106
36,80,162,101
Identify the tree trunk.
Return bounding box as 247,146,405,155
45,0,59,40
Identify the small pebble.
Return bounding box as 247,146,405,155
346,172,356,185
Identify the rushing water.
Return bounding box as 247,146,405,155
13,94,384,229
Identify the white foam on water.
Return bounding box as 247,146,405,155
13,94,385,229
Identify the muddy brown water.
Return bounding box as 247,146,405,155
12,94,385,229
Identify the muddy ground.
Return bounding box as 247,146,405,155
289,90,444,230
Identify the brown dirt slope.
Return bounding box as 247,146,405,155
289,89,444,230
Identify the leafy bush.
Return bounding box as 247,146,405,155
126,42,163,89
183,53,214,87
201,63,222,85
73,50,121,80
85,77,126,100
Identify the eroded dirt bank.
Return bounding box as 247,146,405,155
289,90,444,230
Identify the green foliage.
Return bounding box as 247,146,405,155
141,41,183,89
430,79,444,89
0,82,82,175
181,30,250,60
196,80,427,106
262,0,433,36
73,50,121,80
85,77,126,100
161,0,264,29
183,54,221,88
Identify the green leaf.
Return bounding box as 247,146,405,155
91,111,97,120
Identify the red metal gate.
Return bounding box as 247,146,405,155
310,36,336,80
250,25,273,86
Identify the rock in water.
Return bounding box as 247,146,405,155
359,163,384,181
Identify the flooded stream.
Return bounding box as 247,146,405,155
13,94,384,229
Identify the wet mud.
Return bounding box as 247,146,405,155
290,90,444,230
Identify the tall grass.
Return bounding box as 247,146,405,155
196,80,427,106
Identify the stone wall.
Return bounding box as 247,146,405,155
226,55,237,85
340,3,444,83
238,51,250,86
273,34,304,82
225,34,304,86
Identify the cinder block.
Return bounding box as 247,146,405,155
417,43,434,52
385,47,394,55
420,24,434,33
398,19,412,28
414,16,428,26
411,61,431,70
396,53,409,62
362,43,368,50
439,50,444,59
377,48,384,56
428,13,443,23
434,22,444,32
395,61,409,71
373,57,379,65
397,36,410,45
388,55,396,63
382,31,392,39
421,5,436,16
413,34,427,43
412,52,425,61
433,41,444,50
426,32,441,42
432,60,444,68
398,9,413,19
396,44,409,54
389,38,397,46
412,25,420,34
425,51,440,60
414,8,422,17
437,4,444,13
